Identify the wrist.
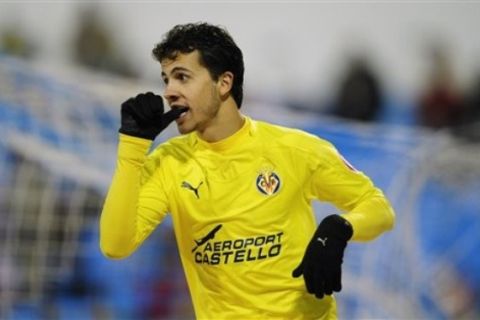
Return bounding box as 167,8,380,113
119,127,157,140
317,214,353,242
118,133,152,160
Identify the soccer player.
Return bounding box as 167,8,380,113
100,22,395,319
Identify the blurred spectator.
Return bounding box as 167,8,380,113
417,44,464,129
142,227,194,319
434,263,478,319
331,55,383,122
464,74,480,122
454,73,480,141
0,28,35,59
72,6,138,78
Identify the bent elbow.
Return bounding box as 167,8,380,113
99,240,135,260
346,197,397,242
100,248,129,260
383,201,396,232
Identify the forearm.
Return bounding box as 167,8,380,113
100,134,152,258
342,189,395,241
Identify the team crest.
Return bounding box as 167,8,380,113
256,171,281,195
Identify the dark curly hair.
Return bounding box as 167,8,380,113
152,23,244,108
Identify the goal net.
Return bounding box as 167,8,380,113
1,55,479,319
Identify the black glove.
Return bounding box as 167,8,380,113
292,214,353,299
119,92,187,140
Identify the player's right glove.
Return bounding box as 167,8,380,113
292,214,353,299
119,92,187,140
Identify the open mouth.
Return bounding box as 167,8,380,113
171,105,189,120
179,110,188,119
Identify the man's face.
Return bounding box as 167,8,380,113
161,50,222,134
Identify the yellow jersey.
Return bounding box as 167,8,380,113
100,116,395,319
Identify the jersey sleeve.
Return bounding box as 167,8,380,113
305,139,395,241
99,134,170,258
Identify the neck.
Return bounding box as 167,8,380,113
197,99,245,142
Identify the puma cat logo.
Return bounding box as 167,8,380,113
317,237,328,247
181,181,203,199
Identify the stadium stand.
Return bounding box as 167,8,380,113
1,54,479,319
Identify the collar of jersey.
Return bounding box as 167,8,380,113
194,116,254,152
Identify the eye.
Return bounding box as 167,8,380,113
176,72,189,82
162,77,169,85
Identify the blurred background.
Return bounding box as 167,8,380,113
1,2,480,319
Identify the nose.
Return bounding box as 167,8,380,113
164,83,180,105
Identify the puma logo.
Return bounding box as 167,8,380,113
181,181,203,199
317,237,328,247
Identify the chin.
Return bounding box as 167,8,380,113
177,125,195,135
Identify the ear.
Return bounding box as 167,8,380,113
217,71,234,98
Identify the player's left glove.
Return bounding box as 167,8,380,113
292,214,353,299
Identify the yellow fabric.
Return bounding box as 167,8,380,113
100,117,395,319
